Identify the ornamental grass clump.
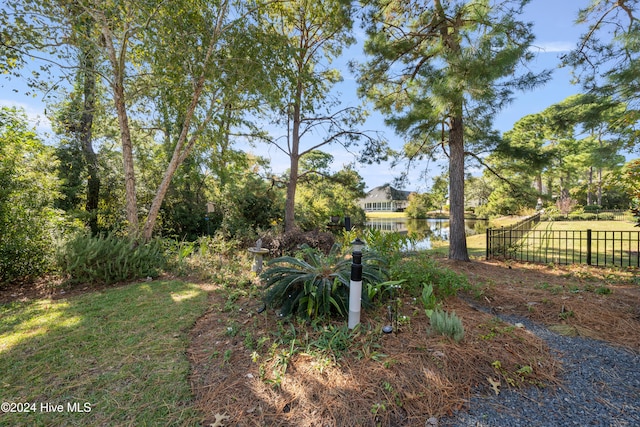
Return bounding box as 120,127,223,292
429,309,465,343
261,244,387,319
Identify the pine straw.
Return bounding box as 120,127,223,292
189,293,561,426
441,258,640,351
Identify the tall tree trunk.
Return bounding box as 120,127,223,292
448,115,469,261
79,24,99,235
284,65,305,232
141,2,227,241
100,19,139,235
285,153,299,232
587,166,593,205
285,101,301,232
536,173,543,194
114,82,139,235
597,167,603,206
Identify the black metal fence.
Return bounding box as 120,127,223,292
486,214,640,267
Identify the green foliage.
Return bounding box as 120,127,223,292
420,283,439,318
295,161,367,231
340,228,415,263
406,192,434,219
429,309,464,343
210,172,283,240
390,253,468,298
261,244,387,319
367,280,404,304
475,182,536,218
0,107,70,284
57,233,166,285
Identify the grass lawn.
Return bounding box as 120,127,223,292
0,280,210,426
429,220,639,261
479,220,640,267
533,220,637,231
365,211,407,219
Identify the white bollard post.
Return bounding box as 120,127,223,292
348,277,362,329
348,247,363,329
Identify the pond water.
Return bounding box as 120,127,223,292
365,217,488,250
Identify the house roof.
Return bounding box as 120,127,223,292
360,184,412,203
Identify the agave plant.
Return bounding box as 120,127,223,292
261,244,387,318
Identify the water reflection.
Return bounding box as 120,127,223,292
365,217,487,250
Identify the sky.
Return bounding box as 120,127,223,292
1,0,588,193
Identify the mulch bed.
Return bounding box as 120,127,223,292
188,258,640,426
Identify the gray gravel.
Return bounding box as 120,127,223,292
440,313,640,427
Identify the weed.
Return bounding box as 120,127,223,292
558,307,575,320
370,402,387,416
595,286,612,295
243,332,255,350
516,365,533,376
225,322,239,337
222,349,232,365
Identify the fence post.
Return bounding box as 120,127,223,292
586,229,592,266
486,228,490,260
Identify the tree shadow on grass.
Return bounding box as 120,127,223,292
0,280,209,426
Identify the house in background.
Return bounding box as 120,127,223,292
359,184,413,212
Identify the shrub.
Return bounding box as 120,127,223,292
583,205,602,212
549,214,567,221
580,213,597,221
57,233,166,285
597,213,615,220
340,228,415,263
429,309,464,342
0,107,70,285
568,213,583,221
261,244,388,318
390,253,468,297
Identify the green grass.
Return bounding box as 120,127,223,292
0,280,210,426
365,211,407,219
515,221,640,266
427,220,639,262
536,220,638,232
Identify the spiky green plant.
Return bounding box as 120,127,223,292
429,309,465,343
261,244,387,318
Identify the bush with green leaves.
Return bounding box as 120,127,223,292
568,213,583,221
0,107,71,285
429,309,464,342
390,252,468,297
597,212,615,220
57,233,166,285
261,244,388,318
340,228,415,263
